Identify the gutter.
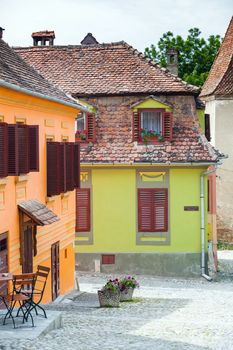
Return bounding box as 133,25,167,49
80,161,218,167
0,80,89,112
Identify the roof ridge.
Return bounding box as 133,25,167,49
122,41,199,93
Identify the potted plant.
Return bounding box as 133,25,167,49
141,129,163,144
75,130,87,142
98,279,121,307
119,276,139,301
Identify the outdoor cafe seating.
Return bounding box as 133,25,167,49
0,265,50,328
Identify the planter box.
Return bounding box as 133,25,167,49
120,287,134,302
98,290,120,307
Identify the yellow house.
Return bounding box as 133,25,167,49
0,33,87,302
15,32,224,277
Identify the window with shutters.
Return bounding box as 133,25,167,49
138,188,168,232
0,122,39,178
204,114,211,141
133,109,172,143
76,188,90,232
47,142,80,197
75,112,96,143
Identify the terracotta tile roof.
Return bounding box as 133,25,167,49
18,199,60,226
32,30,55,38
0,38,83,108
201,17,233,97
80,124,220,164
14,42,199,97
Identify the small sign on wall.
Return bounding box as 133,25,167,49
184,206,199,211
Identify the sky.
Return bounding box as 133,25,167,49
1,0,232,52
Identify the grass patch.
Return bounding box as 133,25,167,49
217,240,233,250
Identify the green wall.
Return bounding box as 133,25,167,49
76,167,207,253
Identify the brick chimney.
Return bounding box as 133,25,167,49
32,30,55,46
0,27,5,39
81,33,99,45
166,48,178,76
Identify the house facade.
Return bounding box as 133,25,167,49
15,33,222,276
200,17,233,243
0,32,84,302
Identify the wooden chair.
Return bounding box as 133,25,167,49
1,273,36,328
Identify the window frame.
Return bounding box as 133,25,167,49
138,108,165,144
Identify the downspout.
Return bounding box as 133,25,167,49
200,166,217,281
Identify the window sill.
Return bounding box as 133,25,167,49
0,178,8,186
16,175,28,183
46,196,56,202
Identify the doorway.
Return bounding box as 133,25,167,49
51,242,60,301
0,232,8,307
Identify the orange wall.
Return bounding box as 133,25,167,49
0,86,78,301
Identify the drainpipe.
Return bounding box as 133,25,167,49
200,166,217,281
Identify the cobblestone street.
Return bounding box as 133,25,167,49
1,272,233,350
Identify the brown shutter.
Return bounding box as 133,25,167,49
8,124,19,175
204,114,211,141
18,124,29,174
138,188,168,232
76,188,90,232
28,125,39,171
47,142,61,196
164,112,172,141
74,143,80,188
87,113,96,142
138,189,153,232
0,123,8,178
60,143,65,193
153,189,168,232
132,110,140,141
65,142,74,192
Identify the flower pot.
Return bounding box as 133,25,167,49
98,289,120,307
120,287,134,302
75,137,82,142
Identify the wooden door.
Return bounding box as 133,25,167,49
0,232,8,307
51,242,60,301
22,222,33,273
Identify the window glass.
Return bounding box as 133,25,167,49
141,111,162,134
76,113,86,132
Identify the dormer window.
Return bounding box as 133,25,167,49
75,112,96,143
141,110,162,134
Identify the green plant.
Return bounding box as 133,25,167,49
119,276,139,291
141,129,163,144
101,279,120,292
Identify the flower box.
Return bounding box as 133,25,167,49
120,287,134,302
98,289,120,307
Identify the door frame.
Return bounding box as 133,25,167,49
51,241,60,301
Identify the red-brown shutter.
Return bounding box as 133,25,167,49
132,110,140,141
60,143,65,193
138,189,153,232
0,123,8,178
65,142,74,192
8,124,19,176
18,124,29,174
153,189,168,232
76,188,90,232
47,142,61,196
164,112,172,141
74,143,80,188
138,188,168,232
28,125,39,171
87,113,96,142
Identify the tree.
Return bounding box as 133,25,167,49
144,28,222,86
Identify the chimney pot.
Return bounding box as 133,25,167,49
0,27,5,39
166,48,178,76
31,30,55,46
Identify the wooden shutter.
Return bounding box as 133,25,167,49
87,113,96,142
28,125,39,171
132,110,140,141
74,143,80,188
60,143,65,193
138,188,168,232
65,142,74,192
164,112,172,141
0,123,8,178
153,189,168,232
138,189,153,232
8,124,19,175
18,124,29,174
47,142,61,196
76,188,90,232
205,114,211,141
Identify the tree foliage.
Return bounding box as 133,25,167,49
144,28,222,86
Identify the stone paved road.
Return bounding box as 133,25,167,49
1,272,233,350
